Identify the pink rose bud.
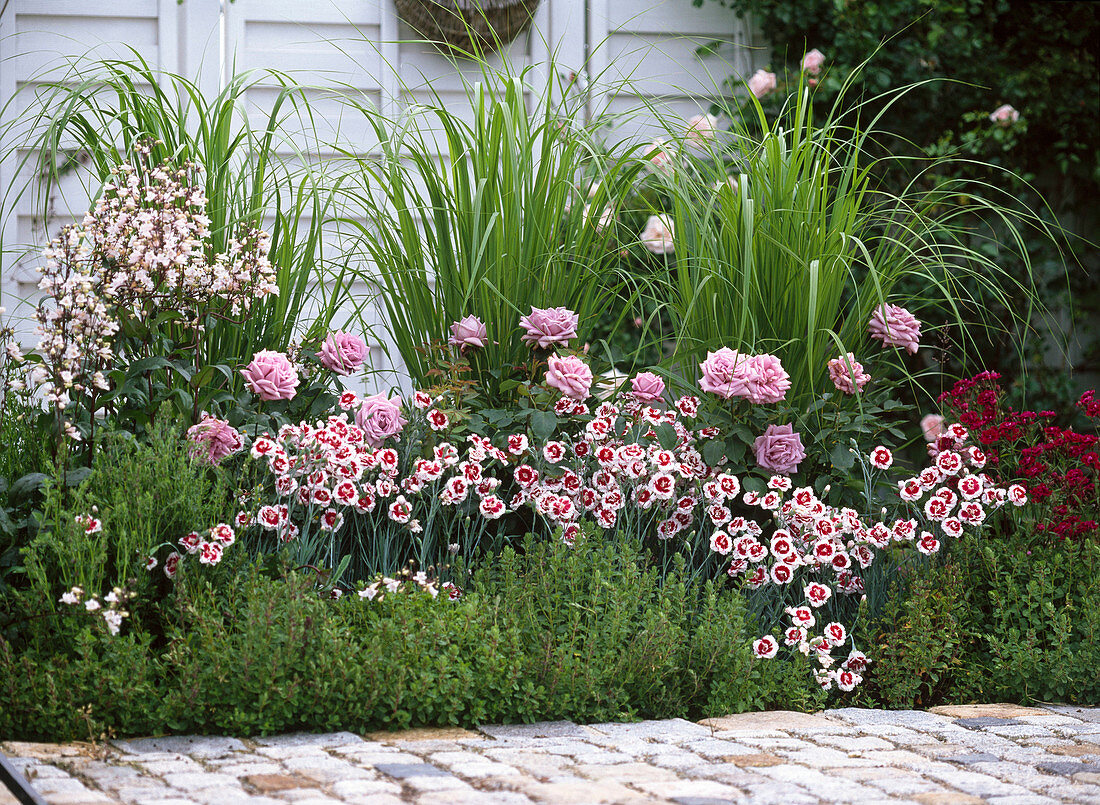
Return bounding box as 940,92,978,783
989,104,1020,127
519,306,579,350
631,371,665,402
747,69,777,98
753,423,807,474
827,352,871,395
920,414,946,443
241,350,299,401
317,330,368,376
545,354,594,401
801,48,825,76
186,414,244,465
641,214,675,255
868,304,921,355
355,393,408,448
448,315,489,352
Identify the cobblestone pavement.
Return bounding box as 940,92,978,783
4,704,1100,805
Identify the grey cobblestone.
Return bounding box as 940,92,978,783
5,707,1100,804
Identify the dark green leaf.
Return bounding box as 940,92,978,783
529,410,557,442
655,423,678,451
830,442,856,471
9,473,49,501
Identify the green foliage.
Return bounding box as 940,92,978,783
0,623,161,742
861,560,977,708
701,0,1099,412
17,413,232,630
338,65,643,402
963,539,1100,704
1,531,819,740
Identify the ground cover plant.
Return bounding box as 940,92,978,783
1,42,1097,742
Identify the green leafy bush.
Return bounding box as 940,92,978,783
0,530,818,741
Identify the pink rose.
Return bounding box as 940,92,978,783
641,214,675,255
747,69,777,98
631,371,665,402
186,414,244,465
920,414,945,443
868,304,921,355
520,306,579,350
699,347,748,399
647,138,675,175
989,104,1020,127
738,353,791,404
801,49,825,76
241,350,299,401
753,424,806,474
686,113,718,144
317,330,367,376
584,204,615,233
356,393,408,447
545,354,593,401
448,315,488,352
827,352,871,395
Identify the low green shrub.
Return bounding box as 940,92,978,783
19,415,233,625
860,537,1100,708
0,531,818,741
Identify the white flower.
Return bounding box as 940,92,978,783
640,214,674,255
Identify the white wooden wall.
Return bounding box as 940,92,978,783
0,0,755,392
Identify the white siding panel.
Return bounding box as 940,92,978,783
2,1,754,394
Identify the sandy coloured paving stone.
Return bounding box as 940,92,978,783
912,793,987,804
716,752,784,768
698,709,841,733
244,773,309,792
930,704,1058,720
364,726,480,743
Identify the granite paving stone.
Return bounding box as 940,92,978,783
5,706,1099,804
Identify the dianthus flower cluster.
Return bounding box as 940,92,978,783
938,373,1098,541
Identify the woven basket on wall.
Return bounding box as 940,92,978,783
395,0,542,55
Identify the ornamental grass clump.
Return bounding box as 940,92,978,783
336,64,644,401
8,56,349,440
641,77,1051,411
